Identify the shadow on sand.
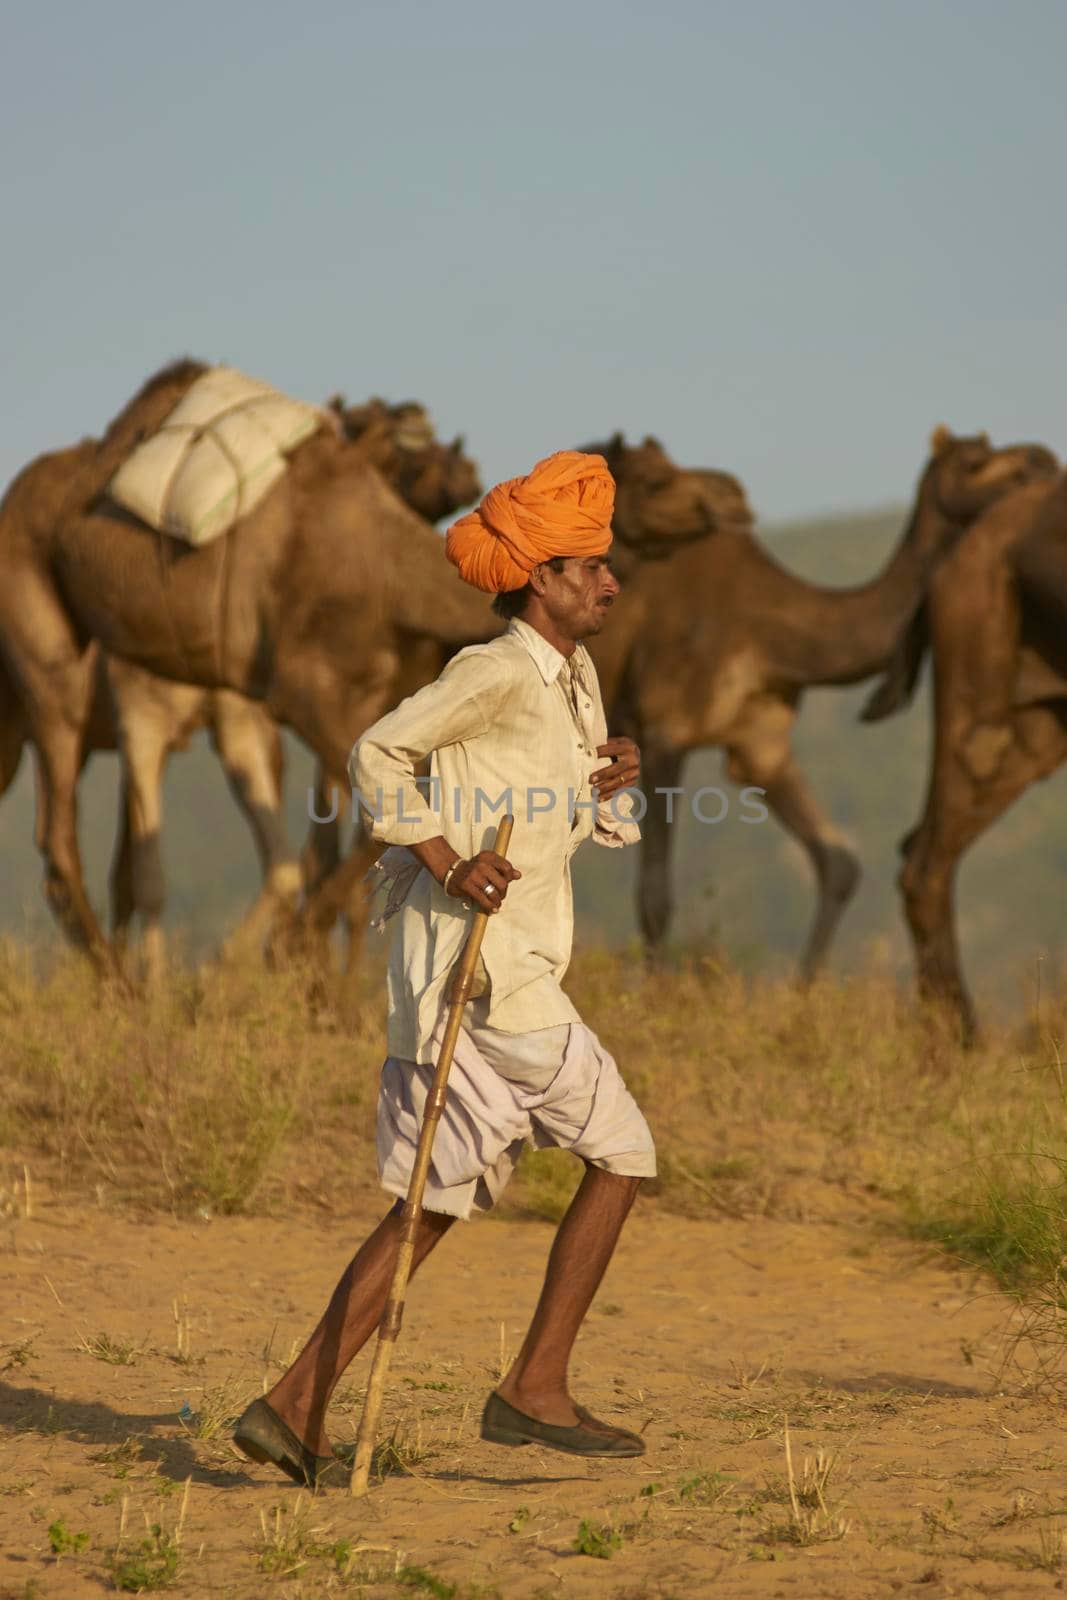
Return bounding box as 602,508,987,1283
0,1379,249,1488
0,1381,599,1493
789,1369,988,1400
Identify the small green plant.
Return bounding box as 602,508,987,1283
110,1482,190,1592
1033,1526,1066,1573
508,1506,531,1533
48,1517,89,1558
76,1330,140,1366
256,1497,365,1579
921,1498,959,1541
26,1403,65,1437
676,1469,735,1506
89,1437,144,1479
257,1499,320,1577
574,1519,624,1559
109,1524,182,1591
326,1537,365,1577
1,1335,38,1372
371,1421,430,1480
397,1566,457,1597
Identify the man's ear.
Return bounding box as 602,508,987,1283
528,562,547,596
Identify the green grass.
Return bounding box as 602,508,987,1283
906,1149,1067,1294
108,1524,182,1591
397,1567,458,1599
573,1519,625,1559
47,1517,89,1557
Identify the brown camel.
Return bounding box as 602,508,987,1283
861,459,1065,1037
584,428,1060,978
295,432,746,978
105,395,482,977
0,365,724,975
0,395,482,978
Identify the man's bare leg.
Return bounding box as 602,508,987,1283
265,1202,455,1455
495,1165,641,1426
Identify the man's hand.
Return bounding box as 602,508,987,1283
590,737,641,802
446,850,521,914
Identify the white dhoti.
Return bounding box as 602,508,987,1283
376,996,657,1220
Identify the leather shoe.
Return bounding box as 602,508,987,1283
233,1397,351,1490
480,1391,645,1457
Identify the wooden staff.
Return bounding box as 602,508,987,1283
350,814,515,1496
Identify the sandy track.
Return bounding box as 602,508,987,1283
1,1194,1063,1598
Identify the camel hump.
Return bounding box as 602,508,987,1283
859,600,930,722
108,366,325,545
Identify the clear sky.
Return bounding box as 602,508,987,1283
3,0,1066,522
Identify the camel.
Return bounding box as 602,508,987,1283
584,428,1060,978
0,395,482,978
105,395,482,977
0,365,724,976
860,459,1065,1037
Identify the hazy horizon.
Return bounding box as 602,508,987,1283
4,1,1066,525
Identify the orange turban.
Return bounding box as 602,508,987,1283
445,449,614,593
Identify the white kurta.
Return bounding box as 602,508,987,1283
349,618,639,1062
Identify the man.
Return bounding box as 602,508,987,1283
234,450,656,1489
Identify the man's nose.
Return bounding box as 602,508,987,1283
602,568,621,598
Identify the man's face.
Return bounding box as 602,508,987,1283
535,554,621,640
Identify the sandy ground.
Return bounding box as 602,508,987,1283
1,1189,1064,1600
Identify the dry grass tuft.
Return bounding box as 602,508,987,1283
1,940,1064,1378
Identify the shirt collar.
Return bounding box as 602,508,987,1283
507,617,574,686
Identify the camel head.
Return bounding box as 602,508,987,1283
922,426,1059,527
584,433,746,559
327,394,482,523
693,466,756,534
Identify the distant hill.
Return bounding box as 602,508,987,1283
2,505,1065,1016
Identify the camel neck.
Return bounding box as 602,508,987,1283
746,496,957,688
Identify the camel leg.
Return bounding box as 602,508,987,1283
268,665,422,998
900,705,1067,1039
36,722,109,955
1,609,112,966
637,743,684,960
283,781,386,999
300,774,385,990
761,758,860,982
116,718,173,986
209,692,303,961
110,773,136,967
299,806,372,939
727,706,860,981
301,766,346,895
0,658,27,802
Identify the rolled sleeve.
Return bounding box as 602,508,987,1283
349,648,512,847
594,786,641,849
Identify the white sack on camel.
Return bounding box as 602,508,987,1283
108,365,324,546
